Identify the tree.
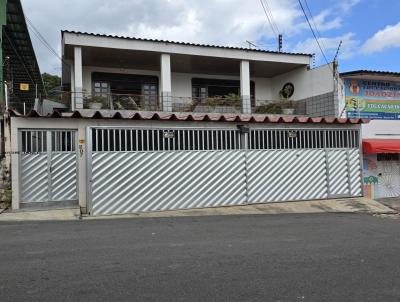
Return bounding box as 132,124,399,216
42,73,61,94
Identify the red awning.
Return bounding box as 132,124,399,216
363,139,400,154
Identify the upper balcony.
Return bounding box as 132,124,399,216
53,92,307,115
57,31,338,117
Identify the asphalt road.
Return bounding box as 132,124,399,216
0,213,399,302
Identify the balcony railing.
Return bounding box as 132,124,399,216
47,92,307,115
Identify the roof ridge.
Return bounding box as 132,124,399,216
61,30,312,57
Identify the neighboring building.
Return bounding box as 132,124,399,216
0,0,44,202
6,31,366,215
341,70,400,199
1,0,44,112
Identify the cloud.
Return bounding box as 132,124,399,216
293,32,359,63
361,21,400,54
339,0,361,13
21,0,348,74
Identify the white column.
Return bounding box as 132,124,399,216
74,47,83,109
78,122,87,213
240,60,251,114
70,64,75,111
160,54,172,112
9,114,19,209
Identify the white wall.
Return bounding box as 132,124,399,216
362,120,400,139
10,116,359,210
271,63,334,100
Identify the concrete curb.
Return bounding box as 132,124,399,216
83,197,396,220
0,198,395,222
0,208,81,222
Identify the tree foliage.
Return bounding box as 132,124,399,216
42,73,61,93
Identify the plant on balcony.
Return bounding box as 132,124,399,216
280,100,295,115
279,83,295,115
223,93,241,107
84,95,108,110
113,95,140,110
254,103,283,114
204,93,241,108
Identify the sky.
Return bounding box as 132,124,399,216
21,0,400,75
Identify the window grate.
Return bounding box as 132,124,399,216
51,131,76,152
248,129,359,150
91,128,241,152
20,130,76,153
91,128,360,152
21,130,47,153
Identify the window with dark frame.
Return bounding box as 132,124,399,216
93,81,110,97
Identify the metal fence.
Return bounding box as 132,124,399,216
91,128,360,152
248,129,359,150
91,128,242,152
88,126,363,215
19,129,78,203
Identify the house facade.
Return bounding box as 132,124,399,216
61,31,339,117
6,31,366,216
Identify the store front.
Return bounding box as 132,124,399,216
341,70,400,200
362,139,400,199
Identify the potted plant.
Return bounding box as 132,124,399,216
281,101,295,115
84,95,108,110
279,83,295,115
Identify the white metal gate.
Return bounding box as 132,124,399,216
88,127,362,215
19,130,78,203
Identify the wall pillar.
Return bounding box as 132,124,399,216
70,64,75,111
74,47,83,109
160,54,172,112
240,60,251,114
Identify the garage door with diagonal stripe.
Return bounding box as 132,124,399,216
88,127,363,215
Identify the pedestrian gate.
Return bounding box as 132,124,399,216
19,130,78,203
87,127,362,215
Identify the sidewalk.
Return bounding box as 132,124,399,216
375,197,400,212
0,197,395,222
0,208,81,221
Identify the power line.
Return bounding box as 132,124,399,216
263,0,280,34
259,0,278,37
25,16,71,71
297,0,330,66
303,0,327,54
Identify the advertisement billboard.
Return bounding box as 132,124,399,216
344,78,400,120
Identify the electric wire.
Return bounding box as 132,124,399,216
25,16,71,71
259,0,278,37
297,0,330,67
263,0,280,34
303,0,328,56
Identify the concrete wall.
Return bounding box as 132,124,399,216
362,120,400,139
10,117,360,211
271,64,334,100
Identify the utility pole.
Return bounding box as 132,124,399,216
278,34,282,52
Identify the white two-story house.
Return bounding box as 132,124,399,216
61,30,338,117
6,31,365,216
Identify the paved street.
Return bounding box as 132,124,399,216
0,213,399,301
